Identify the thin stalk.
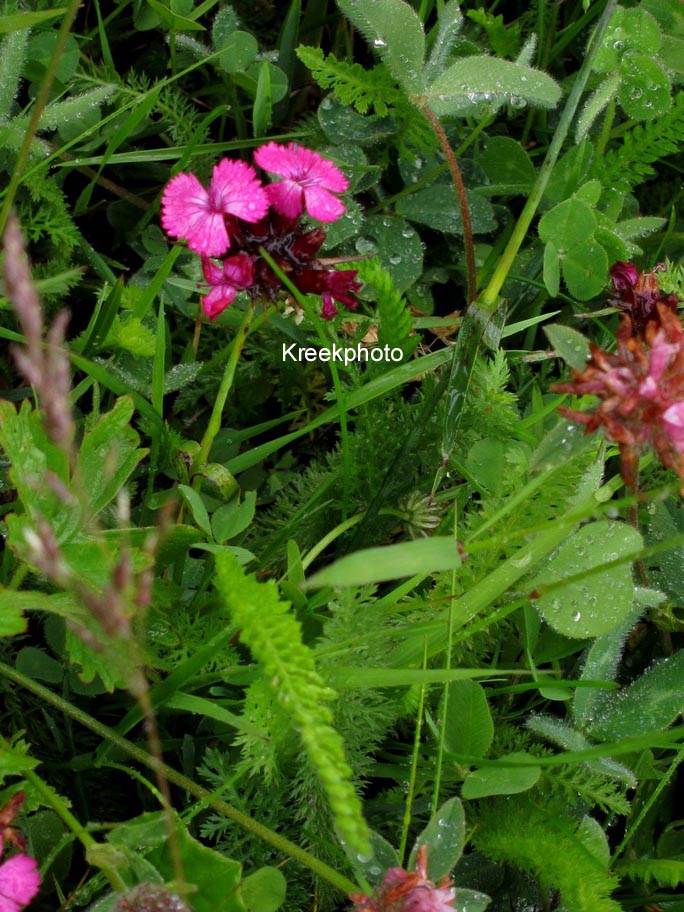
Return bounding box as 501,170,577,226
0,660,360,897
398,640,428,866
21,766,128,893
612,747,684,863
421,105,477,304
0,0,82,235
431,504,458,813
479,0,619,311
194,303,255,478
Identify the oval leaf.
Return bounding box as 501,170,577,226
426,56,561,116
408,798,466,879
531,520,642,638
462,754,541,798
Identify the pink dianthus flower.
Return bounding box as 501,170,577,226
201,253,254,321
161,159,268,257
254,142,349,223
350,846,456,912
0,853,41,912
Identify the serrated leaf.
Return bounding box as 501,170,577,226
395,184,495,236
593,7,662,74
531,520,642,638
337,0,426,95
479,136,535,194
544,323,591,371
75,397,148,519
426,55,561,116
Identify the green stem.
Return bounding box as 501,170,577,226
399,640,428,865
195,303,254,478
258,247,352,519
300,511,366,571
0,0,82,236
0,660,360,897
21,766,127,892
478,0,619,311
431,504,458,813
421,105,477,304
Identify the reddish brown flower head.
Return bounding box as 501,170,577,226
554,302,684,485
609,261,678,335
349,846,456,912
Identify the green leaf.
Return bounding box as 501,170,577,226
588,650,684,741
562,240,609,301
423,0,463,85
426,56,561,116
619,53,670,120
241,867,286,912
337,0,426,95
616,859,684,889
39,86,117,131
15,647,63,684
659,35,684,75
462,754,541,798
0,28,28,121
253,59,273,137
0,738,39,778
211,491,256,543
544,142,594,203
177,485,213,540
395,185,495,236
304,537,462,589
442,680,494,758
0,9,67,34
0,601,27,637
147,0,205,31
479,136,535,195
215,29,258,73
408,798,466,878
538,198,597,249
447,890,491,912
531,521,642,638
344,830,399,885
543,242,560,297
613,216,667,240
576,74,620,143
75,397,148,520
359,215,424,292
544,324,591,371
593,7,662,74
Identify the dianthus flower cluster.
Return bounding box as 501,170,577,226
349,846,456,912
0,793,41,912
554,262,684,486
161,142,361,321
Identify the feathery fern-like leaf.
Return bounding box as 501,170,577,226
296,46,401,116
596,92,684,190
356,258,416,359
214,551,371,855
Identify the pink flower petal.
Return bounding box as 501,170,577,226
663,403,684,451
303,185,345,223
202,257,225,285
254,142,302,179
222,253,254,288
305,154,349,193
202,285,237,321
321,293,338,320
210,159,269,223
265,181,305,218
0,855,41,910
161,173,230,257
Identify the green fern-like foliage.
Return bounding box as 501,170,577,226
213,551,371,855
473,795,621,912
296,47,401,116
616,859,684,889
356,258,417,360
596,92,684,190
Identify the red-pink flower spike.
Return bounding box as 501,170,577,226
254,142,349,222
161,159,268,257
350,845,456,912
